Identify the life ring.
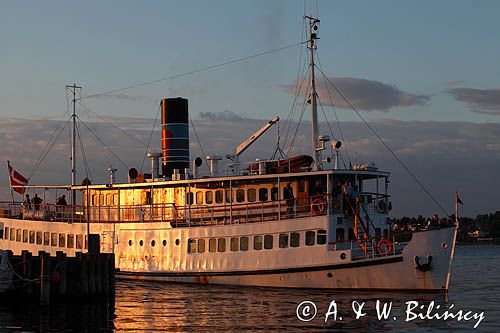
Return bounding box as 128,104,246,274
311,197,326,216
377,238,393,255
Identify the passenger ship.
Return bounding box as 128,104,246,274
0,16,457,291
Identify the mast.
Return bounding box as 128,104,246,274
306,15,321,170
66,83,81,205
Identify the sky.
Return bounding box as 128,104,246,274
1,1,499,217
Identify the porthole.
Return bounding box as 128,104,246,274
151,240,156,247
162,240,167,246
175,239,180,246
340,252,347,260
441,242,448,249
128,240,133,246
139,240,144,246
327,272,333,278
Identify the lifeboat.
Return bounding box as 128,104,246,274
247,155,314,174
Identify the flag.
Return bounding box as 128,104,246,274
7,161,28,194
456,193,463,205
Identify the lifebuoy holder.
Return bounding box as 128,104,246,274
311,197,326,216
377,238,393,255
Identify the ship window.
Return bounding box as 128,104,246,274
188,239,197,254
348,228,356,241
253,235,263,250
196,192,203,205
76,235,83,249
290,232,300,247
230,237,239,251
225,190,233,203
29,230,35,244
44,232,50,245
16,229,22,242
59,234,66,247
113,194,118,205
22,230,28,243
198,239,205,253
247,189,256,202
205,191,214,204
317,229,327,245
3,227,7,239
240,237,249,251
51,233,57,246
217,238,226,252
36,231,42,245
151,240,156,247
67,234,75,248
209,238,217,252
162,240,167,246
279,234,289,248
175,239,180,246
106,194,112,205
236,189,245,203
99,194,105,206
306,231,315,246
337,217,343,225
258,188,268,202
336,228,345,242
215,190,223,204
140,240,144,247
186,192,194,206
271,187,279,201
91,194,96,205
10,228,15,241
264,235,273,249
128,240,133,246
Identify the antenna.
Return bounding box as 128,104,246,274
305,15,321,170
65,83,82,206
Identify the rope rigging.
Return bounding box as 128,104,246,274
140,103,161,173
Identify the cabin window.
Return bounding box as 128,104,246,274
36,231,42,245
162,240,167,247
225,190,233,203
196,192,203,205
29,231,35,244
215,190,223,204
113,194,118,205
106,194,112,205
348,228,356,241
264,235,273,249
253,235,263,250
22,230,28,243
209,238,217,252
317,230,327,245
306,231,316,246
230,237,239,251
336,228,345,242
151,240,156,247
91,194,97,205
290,232,300,247
205,191,214,205
188,239,197,254
10,228,15,241
247,189,256,202
76,235,83,249
271,187,279,201
217,238,226,252
99,194,105,206
240,237,249,251
3,227,7,239
16,229,21,242
236,189,245,203
258,188,268,202
279,234,289,248
59,234,66,247
67,234,75,248
186,192,194,206
51,233,57,246
198,239,206,253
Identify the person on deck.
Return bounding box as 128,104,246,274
23,194,31,210
33,194,43,210
56,195,67,206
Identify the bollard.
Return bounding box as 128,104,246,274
40,251,50,305
56,251,67,297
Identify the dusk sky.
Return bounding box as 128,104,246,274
1,1,499,217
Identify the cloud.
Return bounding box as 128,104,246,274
447,87,500,115
283,77,430,111
198,110,245,121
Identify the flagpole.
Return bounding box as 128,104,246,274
454,191,459,226
6,161,14,204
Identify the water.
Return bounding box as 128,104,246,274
0,245,498,332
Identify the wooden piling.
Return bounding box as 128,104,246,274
21,250,33,295
95,254,102,294
56,251,67,296
88,254,96,295
40,251,50,306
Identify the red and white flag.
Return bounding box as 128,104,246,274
7,161,28,194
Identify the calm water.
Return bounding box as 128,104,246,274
0,245,498,332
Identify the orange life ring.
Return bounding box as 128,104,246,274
311,197,326,216
377,238,393,255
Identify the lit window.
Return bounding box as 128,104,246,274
290,232,300,247
196,192,203,205
51,233,57,246
254,236,263,250
259,188,268,201
306,231,315,246
188,239,197,253
106,194,112,205
247,189,256,202
22,230,28,243
317,229,327,245
240,237,249,251
230,237,239,251
206,191,214,204
16,229,21,242
279,234,289,248
198,239,205,253
264,235,273,249
10,229,15,241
